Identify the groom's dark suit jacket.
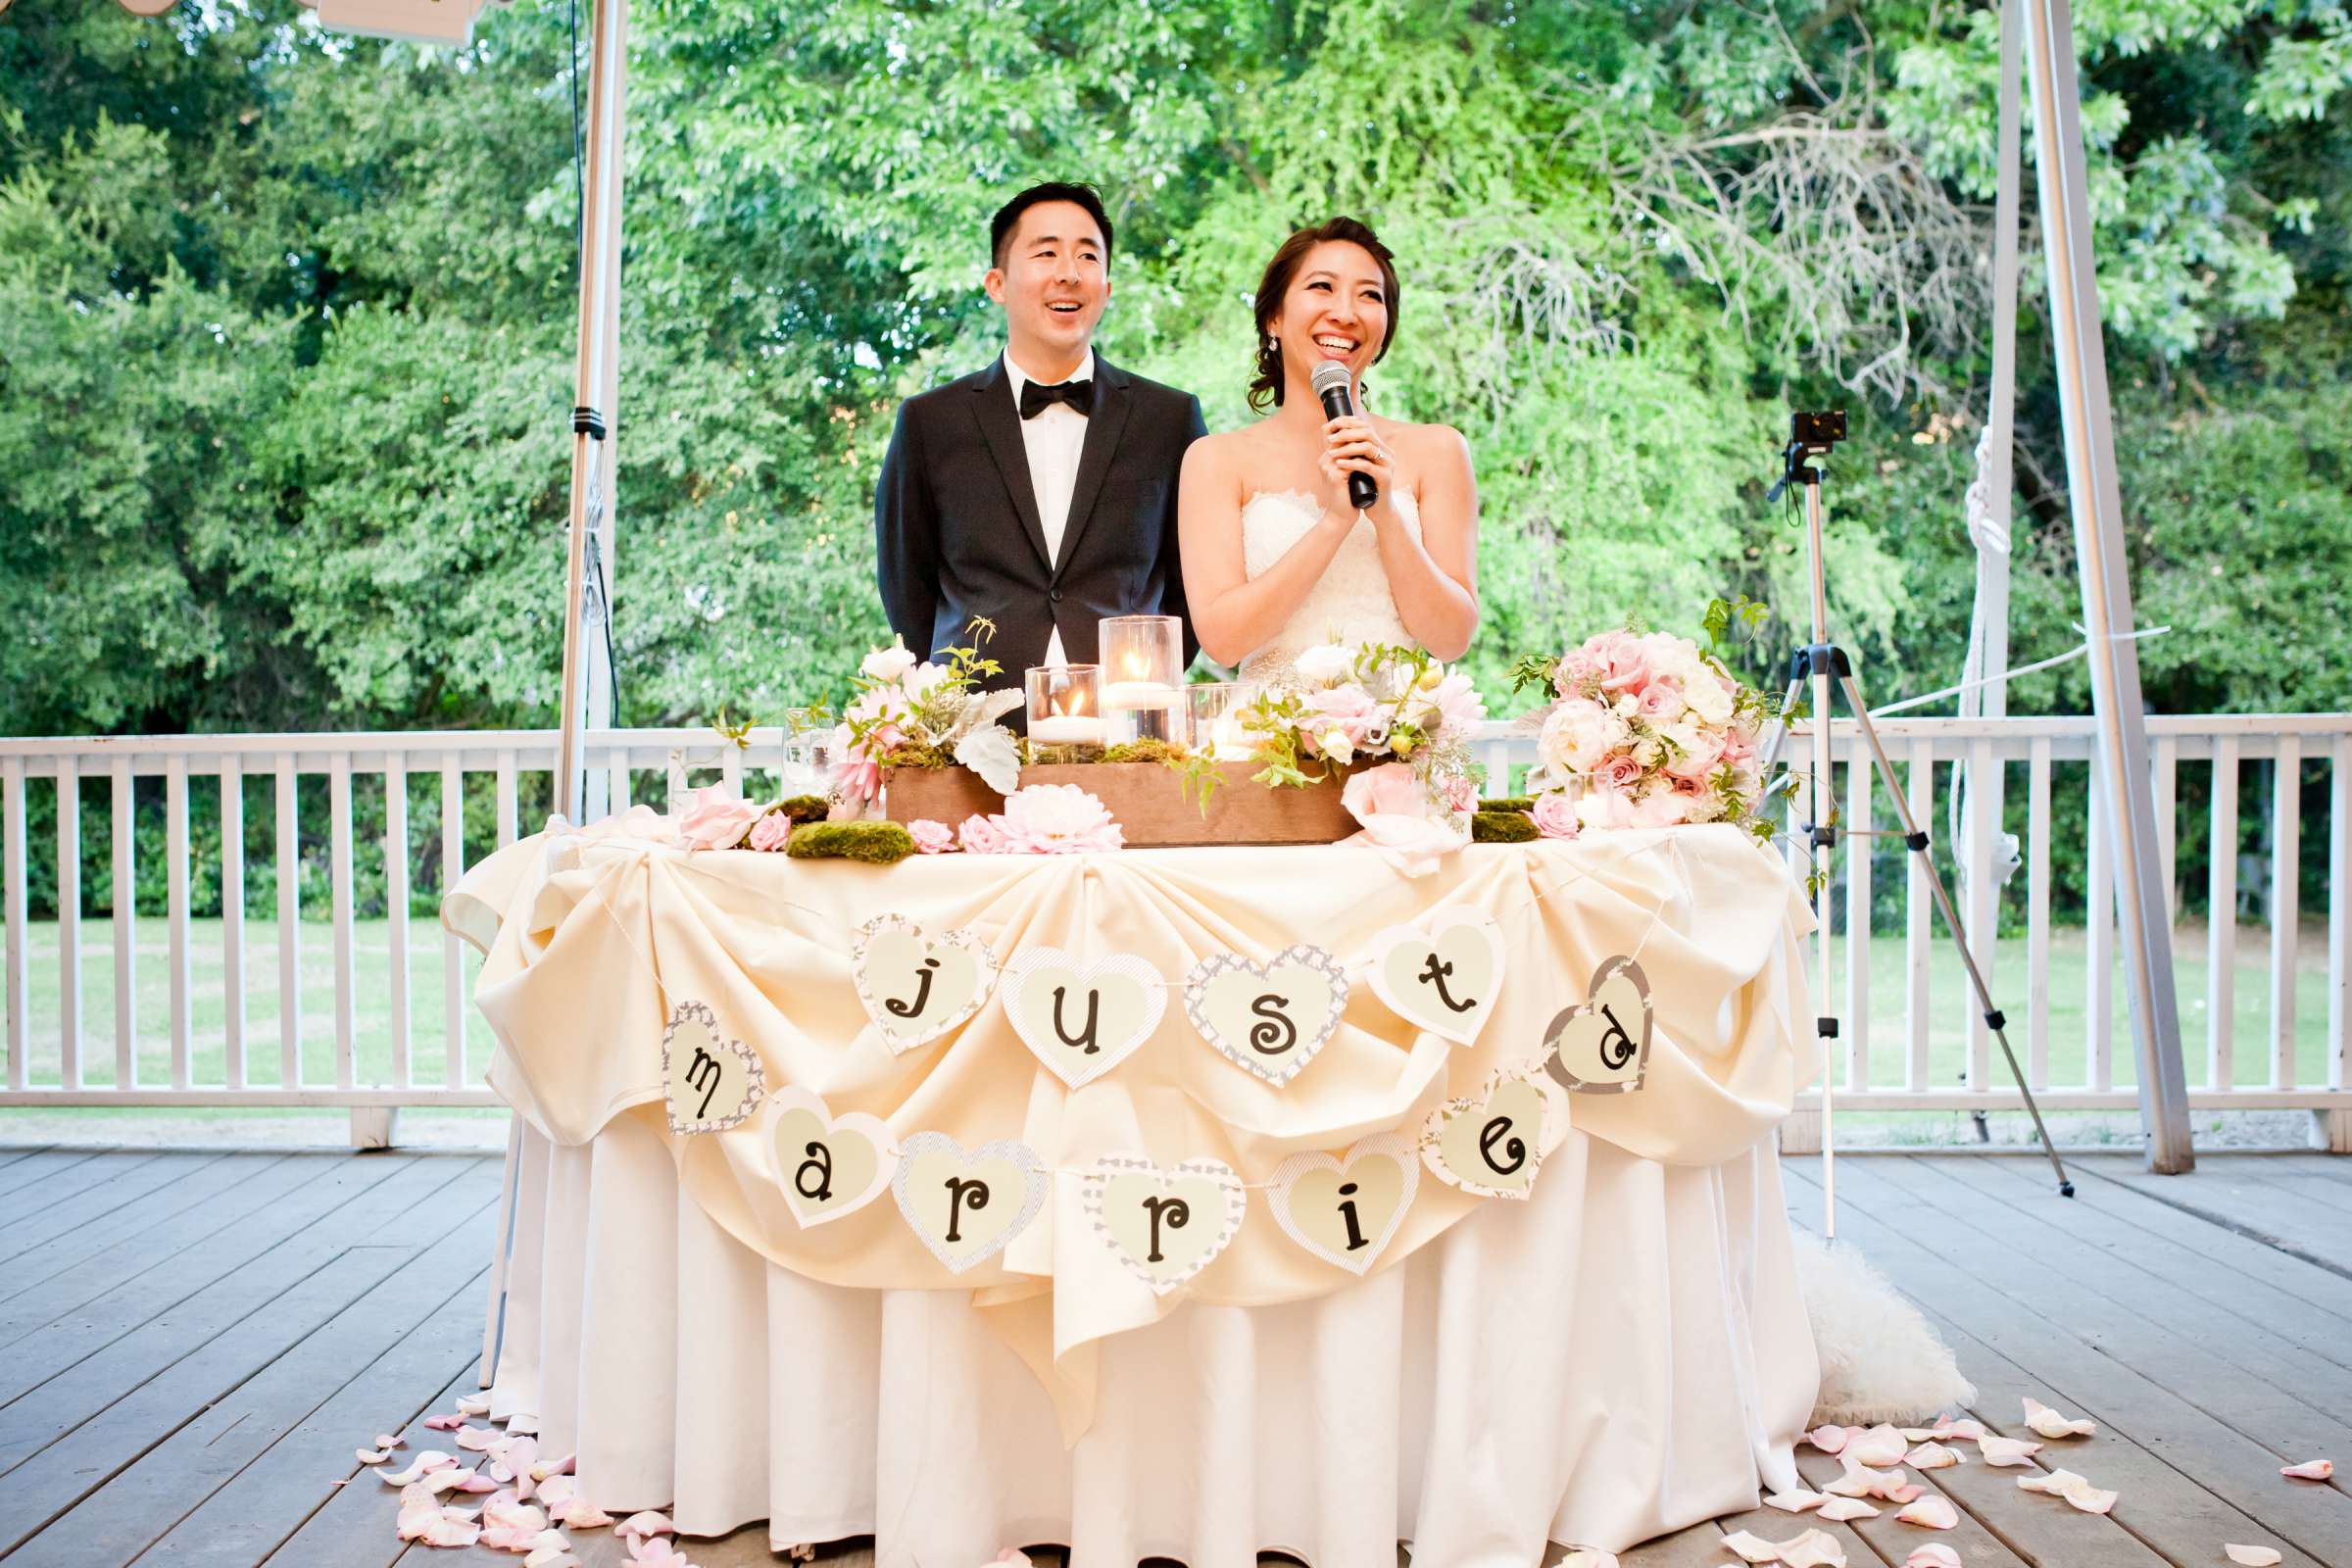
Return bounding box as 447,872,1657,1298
874,355,1206,687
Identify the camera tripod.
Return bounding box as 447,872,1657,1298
1761,414,2072,1236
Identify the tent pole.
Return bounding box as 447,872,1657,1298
2021,0,2194,1172
556,0,628,824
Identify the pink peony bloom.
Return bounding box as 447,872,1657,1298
956,813,1008,854
907,819,956,854
1422,671,1487,740
1528,792,1580,840
675,786,768,852
1663,723,1728,781
997,784,1124,854
1301,683,1382,746
745,808,794,852
1584,629,1653,693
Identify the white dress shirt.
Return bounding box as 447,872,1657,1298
1004,347,1096,666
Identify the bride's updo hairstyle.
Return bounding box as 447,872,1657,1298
1247,217,1401,413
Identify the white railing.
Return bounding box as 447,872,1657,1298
1,718,2347,1146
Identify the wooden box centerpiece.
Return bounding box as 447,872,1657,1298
880,751,1356,850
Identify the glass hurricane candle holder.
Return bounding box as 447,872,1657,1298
1025,663,1104,750
1189,682,1252,762
1099,614,1188,748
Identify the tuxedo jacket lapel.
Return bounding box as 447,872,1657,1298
969,360,1052,573
1056,358,1131,576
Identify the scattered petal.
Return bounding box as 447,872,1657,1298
2226,1547,2283,1567
1901,1428,1937,1443
458,1395,492,1416
1894,1494,1960,1530
374,1432,406,1449
628,1541,696,1568
1775,1529,1849,1568
1848,1426,1911,1467
455,1425,501,1451
1906,1443,1963,1470
380,1451,459,1484
550,1497,612,1529
615,1510,676,1541
2022,1396,2096,1439
531,1452,577,1481
424,1413,467,1431
1816,1496,1881,1522
1766,1489,1827,1513
1977,1435,2043,1467
2280,1459,2333,1481
1887,1483,1926,1504
1931,1419,1987,1443
1806,1425,1852,1455
537,1475,577,1510
355,1447,389,1465
482,1493,548,1535
1721,1531,1782,1563
457,1469,501,1494
1905,1547,1963,1568
2061,1480,2116,1515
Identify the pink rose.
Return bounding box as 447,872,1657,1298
1664,724,1728,781
997,784,1124,854
1528,792,1579,840
1440,772,1478,815
1597,754,1646,793
1340,761,1426,821
1585,630,1652,693
675,785,768,851
745,808,794,852
1637,677,1684,719
1340,762,1468,875
956,813,1008,854
907,819,956,854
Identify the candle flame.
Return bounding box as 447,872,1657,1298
1121,650,1151,681
1052,684,1091,718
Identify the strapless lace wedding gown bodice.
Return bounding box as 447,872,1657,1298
1237,487,1420,686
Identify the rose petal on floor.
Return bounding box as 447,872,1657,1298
459,1395,493,1416
1816,1496,1881,1522
2022,1396,2096,1439
1720,1529,1782,1563
1904,1546,1963,1568
374,1432,406,1449
380,1451,459,1485
1765,1489,1826,1513
2226,1547,2282,1567
1906,1443,1963,1470
458,1470,501,1494
1977,1435,2042,1467
455,1425,501,1451
1806,1425,1853,1455
2017,1468,2086,1496
2059,1478,2116,1515
615,1510,676,1541
2280,1458,2333,1480
627,1540,695,1567
424,1413,467,1431
1894,1494,1960,1530
531,1451,577,1481
1774,1528,1848,1568
1848,1426,1911,1468
550,1497,613,1530
536,1474,576,1510
356,1448,389,1465
1931,1419,1986,1443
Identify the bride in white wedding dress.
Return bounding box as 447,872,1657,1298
1177,218,1481,681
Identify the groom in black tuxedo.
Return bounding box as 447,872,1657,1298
874,182,1206,699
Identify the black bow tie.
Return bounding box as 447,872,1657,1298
1019,377,1093,419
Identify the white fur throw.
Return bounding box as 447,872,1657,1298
1795,1231,1978,1427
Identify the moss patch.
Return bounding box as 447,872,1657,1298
777,795,830,825
1480,796,1535,814
879,743,956,770
1100,738,1191,766
785,821,916,864
1472,808,1539,844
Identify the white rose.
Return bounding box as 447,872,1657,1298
1318,727,1356,763
1293,643,1357,687
860,637,917,683
1684,672,1735,724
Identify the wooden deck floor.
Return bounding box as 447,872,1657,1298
0,1145,2346,1567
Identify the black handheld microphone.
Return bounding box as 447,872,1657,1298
1310,360,1378,512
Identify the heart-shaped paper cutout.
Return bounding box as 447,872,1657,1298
853,915,998,1053
1543,955,1653,1094
889,1131,1047,1275
1366,910,1505,1047
1002,948,1166,1090
769,1087,895,1229
1419,1071,1550,1200
1266,1132,1419,1276
1081,1154,1247,1296
1182,945,1347,1087
661,1001,765,1134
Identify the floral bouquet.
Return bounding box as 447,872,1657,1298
1238,642,1486,794
1514,626,1773,835
836,623,1025,803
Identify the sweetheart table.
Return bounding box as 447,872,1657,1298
444,819,1823,1565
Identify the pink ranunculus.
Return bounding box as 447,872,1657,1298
907,818,956,854
997,784,1124,854
1528,792,1580,840
675,785,768,851
745,808,794,852
956,813,1008,854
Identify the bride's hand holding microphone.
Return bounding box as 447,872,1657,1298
1310,361,1394,523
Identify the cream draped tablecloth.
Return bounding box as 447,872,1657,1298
449,822,1823,1561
